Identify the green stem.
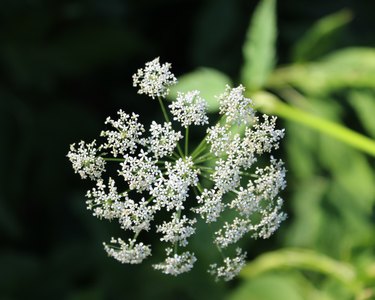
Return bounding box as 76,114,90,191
176,144,184,158
191,140,208,159
102,157,125,162
185,126,189,157
157,96,184,157
194,152,215,164
197,182,204,193
253,91,375,157
174,209,182,255
158,97,170,123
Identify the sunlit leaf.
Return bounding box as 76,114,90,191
269,48,375,95
167,68,232,112
228,274,305,300
241,0,276,91
285,178,327,248
240,248,357,286
292,9,352,62
319,136,375,211
349,91,375,138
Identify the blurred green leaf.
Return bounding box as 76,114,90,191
168,68,232,112
240,248,358,289
241,0,276,91
292,9,352,62
319,137,375,211
227,274,306,300
269,48,375,95
349,91,375,139
285,178,327,248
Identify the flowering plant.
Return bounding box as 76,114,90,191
67,57,286,281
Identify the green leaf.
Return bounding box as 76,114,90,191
349,91,375,138
268,48,375,95
292,9,352,62
167,68,232,112
228,274,306,300
285,178,327,248
241,0,277,91
240,248,358,288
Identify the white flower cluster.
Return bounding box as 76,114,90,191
132,57,177,99
209,248,247,281
169,90,209,127
67,57,287,281
103,237,151,264
67,140,106,180
153,249,197,276
218,84,254,125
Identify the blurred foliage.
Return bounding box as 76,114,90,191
171,0,375,299
1,0,375,299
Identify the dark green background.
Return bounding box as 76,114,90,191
1,0,374,299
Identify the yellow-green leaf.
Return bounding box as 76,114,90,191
241,0,277,91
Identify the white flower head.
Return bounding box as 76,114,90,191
119,150,160,192
153,250,197,276
169,90,209,127
67,140,105,180
100,110,144,157
86,177,123,220
157,213,196,247
193,188,224,223
218,84,254,125
206,124,232,156
151,157,199,211
209,248,247,281
211,158,241,193
242,114,285,155
104,238,151,264
146,122,182,159
118,197,155,233
133,57,177,99
214,217,251,248
68,57,287,281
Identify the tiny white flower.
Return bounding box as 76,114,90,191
103,237,151,264
67,140,106,180
119,150,161,192
228,184,259,217
86,177,123,220
133,57,177,99
242,115,285,155
100,110,144,157
146,121,182,159
218,84,254,125
150,157,199,211
169,90,209,127
214,218,251,248
153,251,196,276
156,213,196,247
209,248,246,281
211,158,241,193
206,124,232,156
193,188,224,223
249,197,287,239
118,197,155,233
